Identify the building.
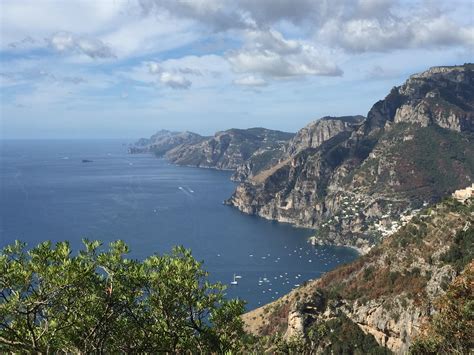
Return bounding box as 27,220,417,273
452,184,474,202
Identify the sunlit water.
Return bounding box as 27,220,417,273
0,140,358,310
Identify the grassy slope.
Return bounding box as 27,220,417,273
350,124,474,201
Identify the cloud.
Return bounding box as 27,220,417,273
178,67,202,76
227,29,342,79
159,72,191,89
8,36,37,49
49,32,115,59
148,61,161,74
0,69,86,87
234,75,267,87
319,13,474,53
138,0,473,54
137,0,252,31
145,61,191,89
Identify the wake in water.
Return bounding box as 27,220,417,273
178,186,195,196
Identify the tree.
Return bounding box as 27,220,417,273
0,240,245,352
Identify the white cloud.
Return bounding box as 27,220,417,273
0,0,126,49
319,13,474,53
234,75,267,87
49,32,115,59
148,62,161,74
120,55,230,90
159,72,191,89
138,0,474,54
227,29,342,79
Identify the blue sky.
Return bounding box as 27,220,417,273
1,0,473,139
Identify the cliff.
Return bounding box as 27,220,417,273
131,127,294,175
243,197,473,354
165,127,294,172
227,64,474,251
128,130,205,156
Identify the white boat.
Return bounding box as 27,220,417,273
258,277,263,285
235,275,242,279
230,274,238,285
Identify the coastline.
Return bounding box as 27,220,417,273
135,151,368,256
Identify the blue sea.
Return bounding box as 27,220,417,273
0,140,358,310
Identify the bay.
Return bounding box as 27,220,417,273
0,139,358,310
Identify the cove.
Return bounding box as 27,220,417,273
0,139,359,310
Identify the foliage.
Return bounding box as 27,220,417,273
317,315,390,355
441,226,474,272
409,262,474,354
0,240,245,353
393,125,474,198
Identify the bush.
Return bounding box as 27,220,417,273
440,226,474,272
0,240,245,353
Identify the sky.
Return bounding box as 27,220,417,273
0,0,473,139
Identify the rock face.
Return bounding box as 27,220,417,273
128,130,205,156
286,115,364,156
227,64,474,249
242,198,473,353
129,128,293,175
165,128,293,171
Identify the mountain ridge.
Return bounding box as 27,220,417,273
227,63,474,252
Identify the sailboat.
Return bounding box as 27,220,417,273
258,277,263,286
230,274,238,285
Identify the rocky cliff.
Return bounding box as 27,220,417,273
227,64,474,251
243,197,473,354
128,130,205,156
161,128,294,172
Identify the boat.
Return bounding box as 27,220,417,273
230,274,238,285
235,275,242,279
258,277,263,285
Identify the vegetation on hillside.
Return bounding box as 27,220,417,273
244,198,473,353
352,124,474,200
410,262,474,354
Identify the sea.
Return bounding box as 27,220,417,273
0,139,358,310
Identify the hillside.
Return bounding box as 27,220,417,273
128,130,205,155
228,64,474,251
165,128,294,173
242,197,473,354
131,127,294,174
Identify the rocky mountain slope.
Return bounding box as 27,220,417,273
243,197,473,354
131,127,294,175
233,116,365,182
128,130,205,155
227,64,474,251
165,127,293,172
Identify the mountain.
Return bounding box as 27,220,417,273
128,130,205,155
131,127,294,174
166,128,294,172
243,196,473,354
227,64,474,252
233,116,365,182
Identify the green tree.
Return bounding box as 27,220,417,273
0,240,245,353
